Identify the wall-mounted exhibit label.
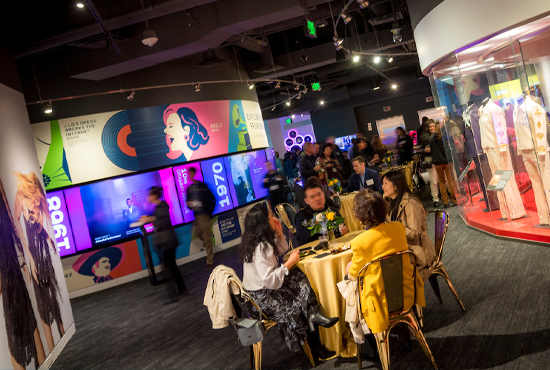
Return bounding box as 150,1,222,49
33,100,268,190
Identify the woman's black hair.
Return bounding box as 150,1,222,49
149,186,162,199
381,170,412,217
239,203,278,263
322,143,335,160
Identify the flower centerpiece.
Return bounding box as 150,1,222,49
302,210,345,242
327,178,343,195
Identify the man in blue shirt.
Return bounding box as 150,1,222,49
344,156,383,194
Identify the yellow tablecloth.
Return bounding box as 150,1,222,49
286,230,364,358
338,193,363,232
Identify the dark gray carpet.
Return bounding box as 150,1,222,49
51,195,550,369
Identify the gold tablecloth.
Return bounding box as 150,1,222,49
338,193,363,232
286,230,364,358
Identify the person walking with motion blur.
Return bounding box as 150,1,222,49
187,167,217,268
143,186,188,304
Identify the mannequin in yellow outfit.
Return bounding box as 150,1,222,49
347,189,425,333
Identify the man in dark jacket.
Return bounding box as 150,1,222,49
395,127,414,165
263,161,286,211
299,142,321,185
344,156,383,194
295,177,349,246
187,167,216,268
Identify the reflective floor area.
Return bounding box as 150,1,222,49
52,204,550,370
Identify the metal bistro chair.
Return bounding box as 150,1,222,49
229,282,316,370
427,210,466,311
275,203,298,250
356,251,437,370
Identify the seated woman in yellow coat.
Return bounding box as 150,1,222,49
347,189,425,334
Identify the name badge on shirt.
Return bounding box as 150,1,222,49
270,185,280,191
366,179,374,186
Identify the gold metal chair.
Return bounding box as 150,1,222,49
355,251,438,370
427,210,466,311
275,203,298,250
230,282,316,370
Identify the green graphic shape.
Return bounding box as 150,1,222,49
232,104,252,151
41,121,72,190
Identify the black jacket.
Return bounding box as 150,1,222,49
344,168,383,194
298,153,317,184
295,204,342,246
187,180,216,216
396,134,414,165
429,135,448,165
263,171,286,206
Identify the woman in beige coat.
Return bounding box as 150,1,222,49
381,170,437,282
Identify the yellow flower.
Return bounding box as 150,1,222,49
326,212,335,221
328,181,334,186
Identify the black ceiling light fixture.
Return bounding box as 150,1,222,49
194,84,201,92
44,101,53,114
340,12,352,24
372,80,380,90
126,90,135,100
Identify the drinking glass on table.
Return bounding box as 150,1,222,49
318,235,329,251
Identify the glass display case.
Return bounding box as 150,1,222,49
428,15,550,243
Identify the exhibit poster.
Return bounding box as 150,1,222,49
61,241,143,292
0,83,74,369
32,100,269,191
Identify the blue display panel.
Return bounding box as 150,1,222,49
224,150,269,207
199,157,235,215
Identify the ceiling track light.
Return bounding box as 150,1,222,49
291,114,296,119
300,54,308,62
126,90,135,101
372,80,380,90
76,2,85,8
320,100,324,105
142,29,158,47
294,85,300,91
286,101,291,106
391,83,397,89
300,114,304,117
271,106,276,111
373,55,381,63
297,93,302,100
340,12,352,24
275,81,281,89
333,36,343,47
391,23,402,43
357,0,369,9
44,101,53,114
352,55,360,63
248,82,255,89
195,84,201,92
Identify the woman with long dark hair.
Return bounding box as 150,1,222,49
381,170,436,281
0,178,46,369
370,135,388,165
240,203,338,360
13,172,64,353
316,143,343,184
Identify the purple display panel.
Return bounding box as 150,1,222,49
64,187,93,251
173,163,203,223
159,168,184,226
46,190,77,257
200,158,234,215
224,150,269,207
266,148,277,169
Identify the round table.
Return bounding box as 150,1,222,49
286,230,364,358
338,193,363,232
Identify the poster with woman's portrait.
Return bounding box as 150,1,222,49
32,100,269,192
0,83,74,369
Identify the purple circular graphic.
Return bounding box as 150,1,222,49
304,135,313,143
288,130,298,138
296,136,304,145
285,138,294,147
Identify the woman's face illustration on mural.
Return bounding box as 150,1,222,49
164,113,192,158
